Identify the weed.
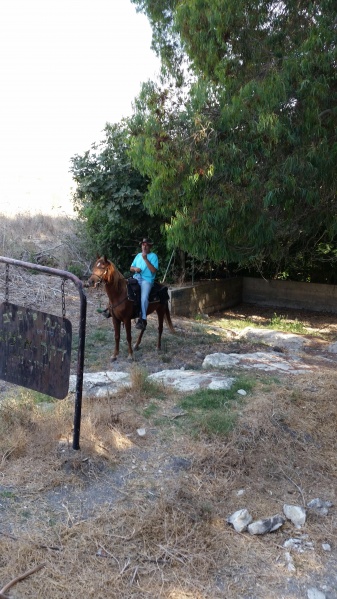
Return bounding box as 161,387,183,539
0,490,16,499
268,313,307,334
130,366,164,401
143,403,160,418
191,408,237,437
176,376,255,438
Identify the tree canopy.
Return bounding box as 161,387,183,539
129,0,337,279
70,122,168,274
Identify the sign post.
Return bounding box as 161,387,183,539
0,257,87,449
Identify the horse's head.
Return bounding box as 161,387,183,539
87,256,113,288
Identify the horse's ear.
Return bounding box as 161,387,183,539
103,255,108,263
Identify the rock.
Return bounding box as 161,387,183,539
227,508,253,533
307,588,326,599
69,371,131,398
322,543,331,552
237,327,307,351
283,504,306,528
248,514,285,535
148,370,235,392
307,498,333,516
202,351,310,374
283,538,303,551
237,389,247,396
136,428,146,437
283,536,314,552
284,551,296,572
327,341,337,354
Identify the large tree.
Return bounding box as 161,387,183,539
130,0,337,279
70,122,168,274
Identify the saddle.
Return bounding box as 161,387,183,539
126,278,170,312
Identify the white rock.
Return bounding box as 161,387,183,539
202,351,310,374
237,389,247,396
248,514,285,535
136,428,146,437
227,508,253,533
307,498,333,516
148,370,234,392
322,543,331,552
307,588,326,599
283,538,303,551
238,327,306,350
283,504,306,528
285,551,296,572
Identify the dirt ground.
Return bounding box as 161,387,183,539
0,267,337,598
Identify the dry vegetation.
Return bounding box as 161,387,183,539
0,212,337,598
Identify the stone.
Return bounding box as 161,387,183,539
202,351,310,374
307,498,333,516
284,551,296,572
283,504,306,528
322,543,331,552
248,514,285,535
148,370,235,392
227,508,253,533
307,588,326,599
237,327,307,351
69,371,131,398
237,389,247,396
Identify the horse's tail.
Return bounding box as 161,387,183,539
164,303,175,333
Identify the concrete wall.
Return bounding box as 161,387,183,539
169,276,337,316
169,278,242,316
242,277,337,313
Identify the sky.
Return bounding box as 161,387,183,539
0,0,160,214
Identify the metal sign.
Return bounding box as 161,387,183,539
0,302,72,399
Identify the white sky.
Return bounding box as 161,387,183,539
0,0,160,214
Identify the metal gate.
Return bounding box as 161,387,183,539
0,256,86,450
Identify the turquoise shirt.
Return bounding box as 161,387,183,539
131,252,158,283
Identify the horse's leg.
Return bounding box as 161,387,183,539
134,329,145,351
111,316,121,361
125,318,134,360
157,307,164,350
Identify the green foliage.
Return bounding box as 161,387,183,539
129,0,337,280
177,377,254,438
70,122,169,273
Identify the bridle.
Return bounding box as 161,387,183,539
91,266,129,314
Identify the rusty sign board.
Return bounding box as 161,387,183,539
0,302,72,399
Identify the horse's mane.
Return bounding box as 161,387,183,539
105,260,126,294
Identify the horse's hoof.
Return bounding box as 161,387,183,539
133,345,140,351
127,354,134,361
111,356,117,362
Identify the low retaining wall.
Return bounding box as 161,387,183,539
242,277,337,313
169,278,242,316
169,277,337,316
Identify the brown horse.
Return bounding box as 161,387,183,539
86,256,175,360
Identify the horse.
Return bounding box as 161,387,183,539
86,256,175,361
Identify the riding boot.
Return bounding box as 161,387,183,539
136,318,147,330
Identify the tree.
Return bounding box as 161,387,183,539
130,0,337,279
70,122,168,274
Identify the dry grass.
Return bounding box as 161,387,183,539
0,210,91,276
1,214,337,597
0,368,336,598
